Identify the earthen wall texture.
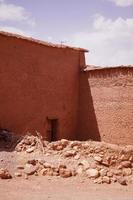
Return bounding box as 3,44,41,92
0,34,82,140
78,68,133,145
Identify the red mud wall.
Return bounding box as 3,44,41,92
79,68,133,145
0,34,82,140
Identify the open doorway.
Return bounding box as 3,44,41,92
47,118,58,141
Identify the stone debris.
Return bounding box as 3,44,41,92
117,177,127,185
14,172,22,177
121,161,132,168
94,156,102,163
0,135,131,185
102,176,111,184
86,168,99,178
24,163,39,175
26,147,35,153
0,168,12,179
16,165,24,170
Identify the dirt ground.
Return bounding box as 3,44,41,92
0,135,133,200
0,176,133,200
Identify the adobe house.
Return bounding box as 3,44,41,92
0,31,88,141
0,31,133,145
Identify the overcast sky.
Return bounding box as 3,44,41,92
0,0,133,66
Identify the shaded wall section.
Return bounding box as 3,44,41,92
77,72,101,141
79,67,133,145
0,33,83,140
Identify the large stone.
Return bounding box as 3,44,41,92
14,172,22,177
56,145,64,151
117,177,127,185
70,141,81,148
94,177,102,184
79,160,90,170
120,154,130,161
94,156,102,163
107,171,113,177
60,139,69,147
59,168,72,178
27,159,37,165
43,162,52,168
122,168,132,176
99,169,108,177
111,169,122,176
58,164,67,168
0,168,12,179
40,168,47,176
86,168,99,178
26,146,35,153
121,161,132,168
102,176,111,184
24,164,38,175
74,154,80,160
64,150,77,157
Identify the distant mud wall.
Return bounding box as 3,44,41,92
79,67,133,145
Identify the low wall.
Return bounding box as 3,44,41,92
79,67,133,145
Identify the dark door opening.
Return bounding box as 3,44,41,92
47,119,58,141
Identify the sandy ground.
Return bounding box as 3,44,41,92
0,137,133,200
0,176,133,200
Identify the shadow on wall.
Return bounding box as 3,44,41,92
77,72,101,141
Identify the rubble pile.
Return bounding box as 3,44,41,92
1,135,133,185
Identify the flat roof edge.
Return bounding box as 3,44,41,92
0,31,89,53
84,65,133,72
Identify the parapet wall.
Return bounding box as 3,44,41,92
78,67,133,145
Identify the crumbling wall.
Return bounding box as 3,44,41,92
0,33,82,140
79,67,133,145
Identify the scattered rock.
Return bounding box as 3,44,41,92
59,168,72,178
117,177,127,185
107,171,113,177
0,168,12,179
60,139,69,147
94,156,102,163
16,165,24,170
59,164,67,169
64,150,77,157
27,159,37,165
86,168,99,178
24,164,38,175
14,172,22,177
102,176,111,184
112,169,122,176
94,177,102,184
122,168,132,176
100,169,108,177
120,154,130,161
79,160,90,170
121,161,132,168
26,146,35,153
74,154,80,160
4,135,133,185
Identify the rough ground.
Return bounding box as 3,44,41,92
0,133,133,200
